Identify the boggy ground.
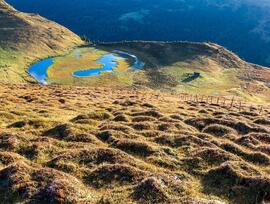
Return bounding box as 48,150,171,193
0,83,270,204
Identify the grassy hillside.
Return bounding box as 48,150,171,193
0,83,270,203
1,1,270,203
0,0,83,82
20,40,269,103
99,41,270,103
1,0,269,103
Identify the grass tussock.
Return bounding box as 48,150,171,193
0,83,269,203
203,161,270,203
86,164,147,188
202,124,237,137
112,139,157,157
0,162,92,203
132,177,169,203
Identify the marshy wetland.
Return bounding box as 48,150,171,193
28,47,144,85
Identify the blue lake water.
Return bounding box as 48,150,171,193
113,50,145,70
28,50,144,84
73,54,124,77
28,58,53,85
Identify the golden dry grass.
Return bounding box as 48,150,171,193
0,83,270,203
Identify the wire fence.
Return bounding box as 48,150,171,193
176,93,269,115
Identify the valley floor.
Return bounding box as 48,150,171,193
0,83,270,203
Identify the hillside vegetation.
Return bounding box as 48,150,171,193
100,42,270,103
1,0,270,203
0,83,270,203
0,0,83,82
1,0,270,103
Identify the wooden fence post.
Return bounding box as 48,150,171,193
259,106,263,114
230,97,235,109
239,101,242,112
223,98,226,106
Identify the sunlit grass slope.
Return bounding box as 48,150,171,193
0,83,270,203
